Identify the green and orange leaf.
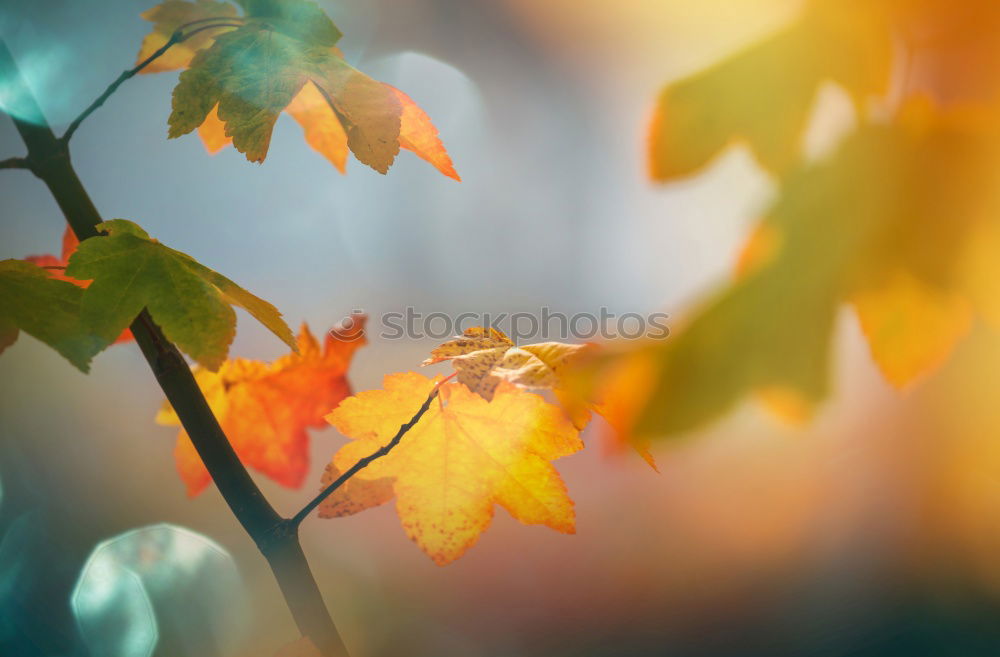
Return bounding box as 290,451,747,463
138,0,458,177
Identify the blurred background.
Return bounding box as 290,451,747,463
5,0,1000,655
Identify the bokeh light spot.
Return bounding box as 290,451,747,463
72,523,246,657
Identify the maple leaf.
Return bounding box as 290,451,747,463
648,0,891,179
0,259,108,372
137,0,458,177
65,219,295,370
24,226,133,344
157,318,366,496
600,106,1000,442
323,372,582,565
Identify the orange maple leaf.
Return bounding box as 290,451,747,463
157,318,366,496
24,227,133,344
323,372,582,565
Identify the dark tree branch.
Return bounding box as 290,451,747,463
60,21,241,143
291,387,440,527
0,156,29,169
0,40,346,656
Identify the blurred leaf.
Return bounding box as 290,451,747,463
324,372,582,565
648,0,891,179
602,108,1000,441
158,320,366,495
65,219,295,371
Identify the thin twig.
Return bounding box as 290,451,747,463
0,156,28,169
291,387,441,526
59,21,241,144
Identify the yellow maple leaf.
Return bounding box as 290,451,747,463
323,372,582,565
157,319,366,496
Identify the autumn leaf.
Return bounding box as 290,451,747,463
166,16,404,168
602,107,1000,442
24,226,133,345
65,219,294,370
157,318,366,496
648,0,891,179
138,0,458,177
422,326,592,403
0,259,108,372
852,270,974,388
169,22,313,162
323,372,582,565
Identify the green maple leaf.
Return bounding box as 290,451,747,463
0,260,109,372
167,0,401,169
65,219,295,371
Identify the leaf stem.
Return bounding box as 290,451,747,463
291,387,441,527
59,20,240,144
0,39,347,656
